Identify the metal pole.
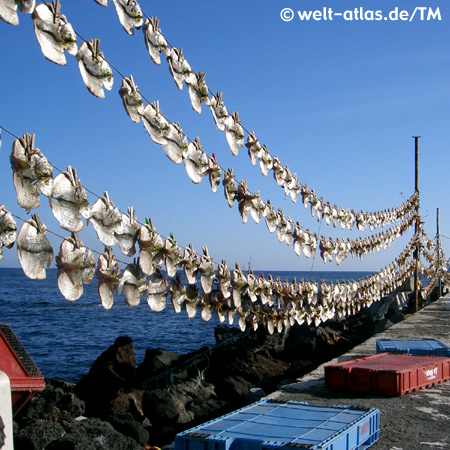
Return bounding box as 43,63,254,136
413,136,421,312
436,208,442,298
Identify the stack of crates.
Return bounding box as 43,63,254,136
175,399,381,450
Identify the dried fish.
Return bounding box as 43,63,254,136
154,235,180,278
246,132,263,166
199,246,214,294
76,39,113,98
16,215,53,280
224,113,244,156
119,76,144,123
163,123,188,164
56,234,95,301
231,264,247,308
237,181,258,224
169,275,186,313
142,101,170,145
119,260,146,306
147,268,168,312
82,192,121,247
218,260,231,299
10,133,53,211
49,167,88,233
96,247,120,309
0,0,34,26
138,218,163,275
0,206,17,261
115,207,140,257
32,1,77,66
111,0,143,35
185,284,198,319
223,169,238,208
259,145,273,176
143,17,168,65
180,244,199,285
184,138,208,183
207,154,221,193
166,48,191,90
209,92,228,131
186,72,209,114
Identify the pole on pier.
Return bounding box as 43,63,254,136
436,207,442,297
413,136,421,312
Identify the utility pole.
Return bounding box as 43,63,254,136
436,207,442,297
413,136,421,312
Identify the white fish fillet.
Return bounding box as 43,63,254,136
17,215,53,280
199,246,214,294
143,17,168,65
147,269,168,312
138,219,163,276
112,0,143,35
49,167,88,232
119,76,144,123
224,113,244,156
0,206,17,254
142,102,170,146
119,262,146,307
0,0,35,26
32,2,77,66
115,207,140,256
209,93,228,131
76,39,113,98
186,72,209,114
184,139,208,184
96,248,120,310
166,48,191,90
163,123,188,164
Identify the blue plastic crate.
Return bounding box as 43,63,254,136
376,338,450,357
175,399,380,450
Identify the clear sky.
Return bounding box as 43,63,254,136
0,0,448,271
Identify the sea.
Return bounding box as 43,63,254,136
0,268,371,381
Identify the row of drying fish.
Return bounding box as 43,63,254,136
0,205,423,332
9,132,415,264
86,0,419,231
1,0,419,232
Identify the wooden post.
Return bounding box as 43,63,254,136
413,136,421,312
436,207,442,297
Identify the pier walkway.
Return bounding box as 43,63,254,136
268,295,450,449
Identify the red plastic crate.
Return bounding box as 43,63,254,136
325,353,450,396
0,325,45,415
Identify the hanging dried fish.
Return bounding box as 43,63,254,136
209,92,228,131
264,201,278,233
143,17,168,65
246,272,258,303
231,264,247,308
185,284,198,319
111,0,143,35
272,158,286,187
17,215,53,280
161,122,188,164
76,39,113,98
207,154,221,193
224,113,244,156
184,138,208,183
186,72,209,114
147,268,169,312
0,0,34,26
237,181,259,224
200,296,212,322
138,218,163,275
180,244,199,284
259,145,273,176
119,76,144,123
0,206,17,261
154,235,180,277
10,133,53,211
56,234,95,301
246,132,263,166
49,167,88,233
199,246,214,294
96,247,120,310
32,1,77,66
119,260,146,306
82,192,121,247
166,48,191,90
115,207,140,256
142,101,170,145
223,169,238,208
169,275,186,313
218,260,231,299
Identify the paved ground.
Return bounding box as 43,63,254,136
268,295,450,450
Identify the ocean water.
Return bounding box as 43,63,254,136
0,268,371,381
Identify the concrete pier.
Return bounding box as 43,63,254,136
268,295,450,449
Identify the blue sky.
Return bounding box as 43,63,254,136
0,0,448,271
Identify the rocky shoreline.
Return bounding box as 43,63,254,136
13,288,438,450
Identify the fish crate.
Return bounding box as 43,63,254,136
0,325,45,415
175,399,380,450
325,353,450,396
376,338,450,357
